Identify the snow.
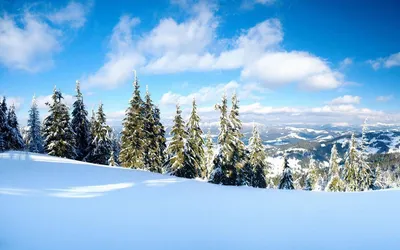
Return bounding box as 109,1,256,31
285,126,328,134
1,151,400,250
267,156,302,175
280,132,307,140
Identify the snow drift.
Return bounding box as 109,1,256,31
0,151,399,250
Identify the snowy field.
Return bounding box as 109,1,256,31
1,151,400,250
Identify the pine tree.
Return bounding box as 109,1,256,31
108,150,118,166
7,104,25,150
203,130,214,179
119,75,145,169
185,98,205,178
154,105,166,172
358,119,372,191
164,105,190,177
304,173,313,191
279,156,294,190
314,176,325,191
372,166,384,190
109,129,121,165
27,95,44,153
248,124,267,188
209,94,236,185
142,87,162,173
326,144,345,192
84,104,112,165
71,81,91,160
343,133,359,191
0,96,9,151
42,88,76,159
229,93,246,185
307,158,319,190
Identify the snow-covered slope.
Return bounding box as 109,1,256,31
1,151,400,250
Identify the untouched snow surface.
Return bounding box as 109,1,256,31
1,151,400,250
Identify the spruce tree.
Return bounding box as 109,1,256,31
164,105,190,177
84,104,112,165
343,133,360,191
326,144,345,191
358,119,372,191
110,129,121,165
279,156,294,190
7,104,25,150
0,97,9,151
108,150,118,166
185,98,205,178
27,95,44,153
119,75,145,169
0,96,10,151
209,94,235,185
142,87,162,173
71,81,91,160
304,173,313,191
229,93,246,185
372,166,383,190
248,124,267,188
154,105,167,171
203,130,214,179
42,88,76,159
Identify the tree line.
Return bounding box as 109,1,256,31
0,76,389,191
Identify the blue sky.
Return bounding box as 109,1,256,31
0,0,399,126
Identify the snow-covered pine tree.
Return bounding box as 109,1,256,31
142,87,162,173
326,144,345,192
185,98,205,178
203,130,214,179
358,119,372,191
248,124,267,188
343,133,360,191
84,103,112,165
164,104,189,177
7,104,25,150
0,97,9,151
229,93,246,185
42,88,76,159
209,93,235,185
119,74,145,169
304,173,313,191
279,156,294,190
154,105,166,171
371,166,384,190
314,176,325,191
71,81,91,160
27,95,44,153
84,109,97,160
0,97,11,151
109,129,121,165
108,150,118,166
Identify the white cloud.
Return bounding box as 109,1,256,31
328,95,361,105
368,52,400,70
339,57,352,69
241,0,275,9
6,97,24,111
376,95,393,102
241,51,343,90
0,2,90,72
237,103,389,125
47,1,89,29
36,93,74,109
160,81,240,106
0,13,61,72
84,16,145,88
86,4,344,91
